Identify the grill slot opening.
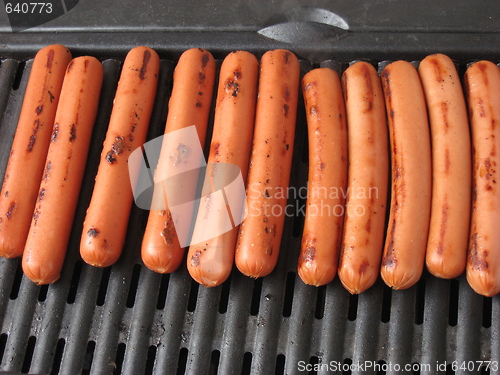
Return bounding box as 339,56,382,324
145,345,157,375
9,259,22,300
448,278,460,326
376,360,387,375
67,260,83,304
177,347,188,375
113,342,126,375
481,366,491,374
126,264,142,308
250,277,263,316
275,354,286,375
51,338,65,375
343,358,353,375
282,271,296,317
21,335,36,374
218,274,231,314
291,193,306,239
347,293,358,321
11,60,26,91
241,352,252,375
96,267,111,306
309,355,319,374
381,285,392,323
0,333,7,364
37,283,49,302
414,277,426,325
209,349,220,375
186,278,199,312
82,340,95,375
156,273,170,310
482,296,492,328
315,285,327,319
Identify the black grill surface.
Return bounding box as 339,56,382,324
0,52,499,375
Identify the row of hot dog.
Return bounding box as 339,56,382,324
0,45,498,297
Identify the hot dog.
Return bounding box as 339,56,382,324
80,46,160,267
187,51,258,287
235,49,300,278
297,67,347,287
22,57,103,284
338,61,389,294
418,54,471,279
464,60,500,297
380,60,432,290
0,44,72,258
141,48,216,274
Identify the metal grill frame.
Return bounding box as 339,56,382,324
1,2,500,374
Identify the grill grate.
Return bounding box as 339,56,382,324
0,54,499,375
